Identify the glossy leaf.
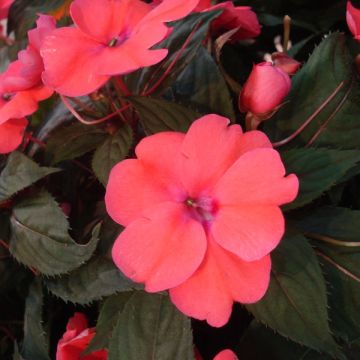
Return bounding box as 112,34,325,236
45,257,139,304
247,233,341,357
0,152,58,201
129,96,201,134
9,191,99,276
281,148,360,210
22,278,50,360
92,124,133,186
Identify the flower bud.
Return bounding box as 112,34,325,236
239,62,291,115
272,52,301,75
347,1,360,42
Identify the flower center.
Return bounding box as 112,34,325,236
108,30,131,47
185,196,218,224
2,93,13,101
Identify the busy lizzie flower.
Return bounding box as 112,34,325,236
0,14,54,123
196,348,238,360
0,0,14,20
239,62,291,116
105,115,298,326
41,0,200,97
272,52,301,75
56,312,107,360
0,117,27,154
347,1,360,42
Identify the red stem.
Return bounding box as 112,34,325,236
272,81,344,148
142,22,202,96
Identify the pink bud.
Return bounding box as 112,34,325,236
239,62,291,115
272,52,301,75
347,1,360,42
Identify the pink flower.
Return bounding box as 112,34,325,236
40,0,200,97
214,349,238,360
0,15,54,123
239,62,291,115
0,117,28,154
347,1,360,41
208,1,260,41
272,52,301,75
56,313,107,360
196,348,238,360
105,115,298,327
0,0,14,20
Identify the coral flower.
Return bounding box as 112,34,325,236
239,62,291,116
41,0,200,97
347,1,360,42
56,313,107,360
0,117,28,154
0,14,54,123
196,348,238,360
105,115,298,327
0,0,14,20
209,2,261,41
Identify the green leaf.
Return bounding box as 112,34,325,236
9,191,99,276
21,278,50,360
108,292,195,360
247,233,341,357
238,321,333,360
45,257,139,304
46,122,108,165
281,148,360,210
92,124,133,186
264,33,360,150
126,10,222,95
168,46,236,121
130,96,201,134
0,152,58,202
85,292,134,354
323,262,360,343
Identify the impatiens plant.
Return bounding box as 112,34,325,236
1,0,360,360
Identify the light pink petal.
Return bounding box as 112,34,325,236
237,130,272,155
0,118,28,154
41,27,109,96
170,238,271,327
214,349,238,360
0,86,53,124
141,0,200,24
112,202,207,292
70,0,132,44
135,131,186,198
181,114,243,197
28,14,56,51
212,148,299,206
105,157,184,226
211,204,284,261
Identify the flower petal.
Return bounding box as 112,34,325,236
214,349,238,360
181,114,243,197
105,132,186,226
212,148,299,206
41,27,109,96
28,14,56,51
170,238,271,327
211,204,284,261
237,130,272,155
0,86,53,124
70,0,132,44
112,202,207,292
0,118,28,154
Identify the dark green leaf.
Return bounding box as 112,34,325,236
282,148,360,210
168,46,236,121
126,10,222,95
108,292,195,360
45,257,139,304
92,124,133,186
9,191,99,276
22,278,50,360
0,152,58,202
264,33,360,150
85,292,134,354
46,122,107,165
247,233,341,357
130,96,201,134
